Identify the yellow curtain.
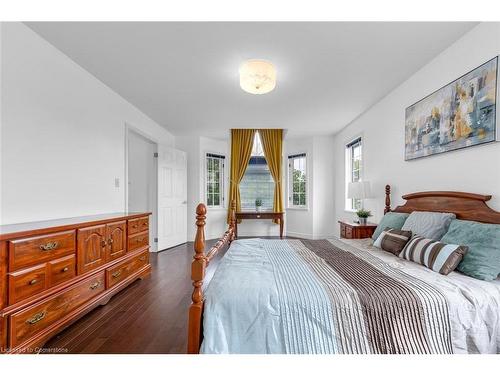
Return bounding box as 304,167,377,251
259,129,283,224
227,129,256,224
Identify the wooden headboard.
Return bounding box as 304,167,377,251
384,185,500,224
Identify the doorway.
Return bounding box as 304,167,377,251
126,127,158,251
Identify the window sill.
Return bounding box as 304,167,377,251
287,206,309,211
207,206,226,211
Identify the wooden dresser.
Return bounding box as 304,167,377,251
0,212,151,353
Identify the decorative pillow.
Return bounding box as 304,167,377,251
399,236,468,275
371,212,410,241
373,228,412,256
441,219,500,281
401,211,456,240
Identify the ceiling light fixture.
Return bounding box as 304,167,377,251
239,59,276,95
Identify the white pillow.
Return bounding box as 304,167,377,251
401,211,456,240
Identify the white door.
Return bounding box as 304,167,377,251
157,145,187,250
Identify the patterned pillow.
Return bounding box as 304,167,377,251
371,212,410,241
373,228,412,256
401,211,456,240
399,236,468,275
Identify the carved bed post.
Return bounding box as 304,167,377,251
187,203,207,354
230,200,237,240
384,185,391,214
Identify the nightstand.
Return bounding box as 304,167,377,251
338,220,377,239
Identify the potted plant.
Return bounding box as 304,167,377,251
356,209,372,225
255,198,263,212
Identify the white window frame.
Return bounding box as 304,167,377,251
345,137,363,212
287,153,308,210
205,152,225,209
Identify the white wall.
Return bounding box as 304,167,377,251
285,135,336,239
285,137,314,238
0,23,175,224
312,136,335,238
332,22,500,236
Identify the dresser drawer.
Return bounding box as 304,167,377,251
9,272,105,348
9,230,76,271
138,216,149,233
48,255,76,287
128,216,149,235
8,264,47,305
127,231,149,252
127,218,140,235
345,226,353,239
106,249,149,289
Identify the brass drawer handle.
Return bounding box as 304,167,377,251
139,256,146,261
29,279,38,285
137,237,145,243
26,311,46,325
101,240,107,247
112,271,122,279
133,225,138,228
142,222,148,226
89,281,101,290
62,267,69,273
39,241,58,251
108,238,114,245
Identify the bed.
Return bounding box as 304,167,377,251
187,186,500,354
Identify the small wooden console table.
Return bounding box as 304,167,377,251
234,211,284,239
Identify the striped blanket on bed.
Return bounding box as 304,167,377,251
269,239,452,354
202,238,494,354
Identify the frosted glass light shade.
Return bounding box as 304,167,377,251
239,60,276,95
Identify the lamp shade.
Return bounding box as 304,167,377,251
239,59,276,95
347,181,371,199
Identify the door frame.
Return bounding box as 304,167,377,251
124,123,159,252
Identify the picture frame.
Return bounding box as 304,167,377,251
405,56,498,161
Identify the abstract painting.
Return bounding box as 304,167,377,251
405,57,498,160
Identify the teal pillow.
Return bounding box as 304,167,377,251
441,219,500,281
372,212,410,241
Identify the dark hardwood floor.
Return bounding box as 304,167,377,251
43,240,219,354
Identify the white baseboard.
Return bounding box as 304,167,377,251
205,232,227,240
286,231,314,239
313,233,336,240
287,232,337,240
203,231,337,241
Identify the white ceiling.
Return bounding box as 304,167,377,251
26,22,476,138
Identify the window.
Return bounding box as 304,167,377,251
240,133,275,210
345,137,362,211
288,153,307,208
206,153,225,208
